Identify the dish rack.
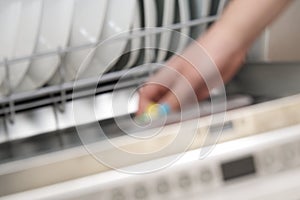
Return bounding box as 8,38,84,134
2,1,300,197
0,1,228,158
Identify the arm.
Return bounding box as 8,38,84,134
201,0,293,68
137,0,293,115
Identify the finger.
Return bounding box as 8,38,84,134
159,73,202,111
137,76,176,115
137,93,153,115
137,61,182,114
219,49,247,84
194,49,247,103
139,82,168,102
157,54,213,111
141,61,181,99
196,86,210,101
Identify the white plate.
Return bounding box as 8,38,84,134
176,0,191,53
123,1,142,69
82,0,136,78
143,0,157,64
0,0,42,94
0,0,22,92
16,0,74,92
190,0,211,39
156,0,175,63
50,0,108,84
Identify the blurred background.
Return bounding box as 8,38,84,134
0,0,300,199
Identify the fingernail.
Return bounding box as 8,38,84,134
146,103,160,118
136,103,171,125
159,103,171,115
147,103,171,117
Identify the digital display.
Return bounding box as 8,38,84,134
221,156,256,181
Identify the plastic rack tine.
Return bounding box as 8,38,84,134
217,0,228,15
57,47,67,113
148,61,160,78
132,69,143,88
149,63,154,77
3,58,15,124
51,96,65,148
1,104,10,142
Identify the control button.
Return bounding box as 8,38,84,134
156,179,170,195
200,168,213,184
264,154,275,167
280,143,298,168
259,150,283,174
134,185,148,200
178,173,192,190
111,189,126,200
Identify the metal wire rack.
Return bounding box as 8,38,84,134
0,0,228,142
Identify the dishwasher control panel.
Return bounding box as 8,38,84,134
35,125,300,200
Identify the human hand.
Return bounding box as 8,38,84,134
137,0,293,116
137,33,247,115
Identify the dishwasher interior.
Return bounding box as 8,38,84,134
0,0,300,199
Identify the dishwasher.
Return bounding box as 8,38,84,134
0,0,300,199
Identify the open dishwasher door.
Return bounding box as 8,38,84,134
0,0,300,199
2,121,300,200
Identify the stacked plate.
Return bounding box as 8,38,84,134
0,0,212,95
